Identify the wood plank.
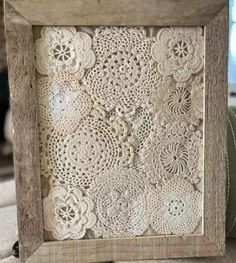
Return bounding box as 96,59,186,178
6,0,226,26
4,2,43,262
26,236,221,263
116,239,236,262
116,256,225,263
204,5,228,252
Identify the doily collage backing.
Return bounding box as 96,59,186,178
35,26,204,240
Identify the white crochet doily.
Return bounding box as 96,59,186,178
148,178,202,235
43,185,96,240
35,26,204,240
151,27,204,82
37,72,92,134
88,168,149,238
141,122,203,184
151,76,204,127
43,116,134,190
35,27,95,78
84,27,160,116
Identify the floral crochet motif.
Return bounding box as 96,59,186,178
85,27,159,115
37,73,92,134
142,122,202,184
35,27,95,78
151,27,204,82
45,117,134,189
43,185,96,240
148,178,202,235
152,76,203,126
88,168,149,238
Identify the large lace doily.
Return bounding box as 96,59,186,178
148,178,202,235
88,168,149,238
85,27,160,115
142,122,203,184
42,117,133,190
37,72,92,134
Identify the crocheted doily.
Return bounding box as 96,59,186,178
142,122,203,184
148,178,202,235
151,76,203,127
37,72,92,134
35,27,95,78
43,117,134,189
88,168,149,238
43,185,96,240
85,27,160,115
151,27,204,82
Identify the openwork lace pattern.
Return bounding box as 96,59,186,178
151,27,204,82
85,27,160,115
37,72,92,134
88,168,149,238
151,76,204,126
148,178,202,235
36,26,204,240
142,122,203,184
35,27,95,78
43,185,96,240
44,117,133,189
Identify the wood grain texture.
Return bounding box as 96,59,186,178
4,2,43,262
116,256,226,263
5,0,226,26
116,239,236,263
25,236,221,263
204,5,228,253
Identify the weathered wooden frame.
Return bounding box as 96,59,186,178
4,0,228,262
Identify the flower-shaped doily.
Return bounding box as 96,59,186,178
43,185,96,240
37,73,93,134
152,76,203,126
35,27,95,78
151,27,204,82
88,168,149,238
142,122,203,184
44,117,134,189
85,27,159,115
148,178,202,235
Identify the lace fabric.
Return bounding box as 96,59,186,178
44,116,134,190
148,178,202,235
36,26,204,240
88,168,149,238
43,185,96,240
141,122,203,184
84,27,160,116
151,27,204,82
37,72,93,134
151,76,204,127
35,27,95,78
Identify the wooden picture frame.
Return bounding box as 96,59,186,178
4,0,228,262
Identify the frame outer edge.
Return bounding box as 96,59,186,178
204,5,228,255
5,0,227,26
4,1,44,262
